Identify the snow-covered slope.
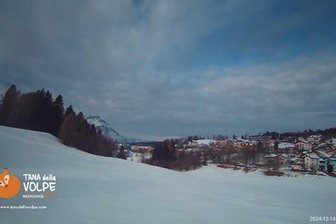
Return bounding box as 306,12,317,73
86,115,128,143
1,125,336,224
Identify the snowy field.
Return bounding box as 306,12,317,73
0,125,335,224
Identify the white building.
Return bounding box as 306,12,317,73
303,150,332,171
303,152,320,171
192,139,213,147
295,139,312,151
278,142,295,154
307,135,322,144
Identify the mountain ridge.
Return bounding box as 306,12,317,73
86,115,128,143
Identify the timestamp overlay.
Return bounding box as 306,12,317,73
310,217,336,222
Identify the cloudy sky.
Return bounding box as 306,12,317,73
1,0,336,140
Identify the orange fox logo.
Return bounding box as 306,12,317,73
0,168,20,198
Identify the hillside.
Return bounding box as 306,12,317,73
0,125,335,224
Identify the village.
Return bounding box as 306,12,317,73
130,133,336,176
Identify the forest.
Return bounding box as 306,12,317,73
0,85,118,157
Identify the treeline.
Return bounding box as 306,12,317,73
261,128,336,140
0,85,63,136
0,85,117,157
185,135,228,141
59,107,117,157
186,127,336,142
145,139,202,171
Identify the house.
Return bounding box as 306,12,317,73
193,139,213,147
291,163,305,171
295,139,312,151
316,143,333,151
318,154,336,173
278,142,295,154
304,150,332,172
131,146,153,153
188,141,198,147
264,154,278,167
326,138,336,150
328,156,336,172
303,151,321,171
213,140,227,147
288,157,299,164
307,135,322,144
264,154,288,167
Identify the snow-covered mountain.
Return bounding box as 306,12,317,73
86,115,128,143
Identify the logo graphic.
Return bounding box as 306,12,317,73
0,168,20,198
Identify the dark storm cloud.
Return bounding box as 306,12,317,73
0,0,335,139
